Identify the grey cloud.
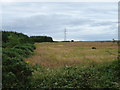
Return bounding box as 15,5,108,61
2,2,118,41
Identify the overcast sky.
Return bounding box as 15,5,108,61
1,2,118,41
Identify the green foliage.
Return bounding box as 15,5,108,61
2,31,32,48
7,34,21,47
30,61,120,88
13,45,33,57
3,55,33,88
3,48,21,59
14,44,36,52
2,31,36,88
30,36,53,42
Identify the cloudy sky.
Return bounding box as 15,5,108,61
1,2,118,41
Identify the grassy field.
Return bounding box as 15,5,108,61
25,41,118,68
24,41,120,88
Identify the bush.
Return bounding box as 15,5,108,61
2,54,33,88
2,31,36,88
30,62,120,88
14,44,35,52
13,44,36,57
8,48,27,57
3,48,21,59
2,31,31,44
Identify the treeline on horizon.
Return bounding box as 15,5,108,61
2,31,53,47
30,36,53,42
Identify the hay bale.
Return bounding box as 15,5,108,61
92,47,96,49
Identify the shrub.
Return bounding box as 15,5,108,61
30,62,120,88
14,44,35,52
3,48,21,58
2,31,32,44
2,53,33,88
2,31,36,88
13,44,35,57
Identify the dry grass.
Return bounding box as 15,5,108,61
25,41,118,68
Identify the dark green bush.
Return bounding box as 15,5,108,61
3,48,21,58
14,44,35,52
2,54,33,88
2,31,32,44
2,72,18,88
25,43,36,49
8,48,27,57
2,31,36,88
13,44,36,58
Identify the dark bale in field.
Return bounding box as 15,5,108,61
71,40,74,42
92,47,96,49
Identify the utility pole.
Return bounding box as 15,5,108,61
64,28,66,41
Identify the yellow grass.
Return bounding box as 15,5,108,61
25,41,118,68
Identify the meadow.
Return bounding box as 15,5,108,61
26,41,118,68
25,41,120,88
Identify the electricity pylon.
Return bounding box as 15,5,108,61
64,28,67,41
